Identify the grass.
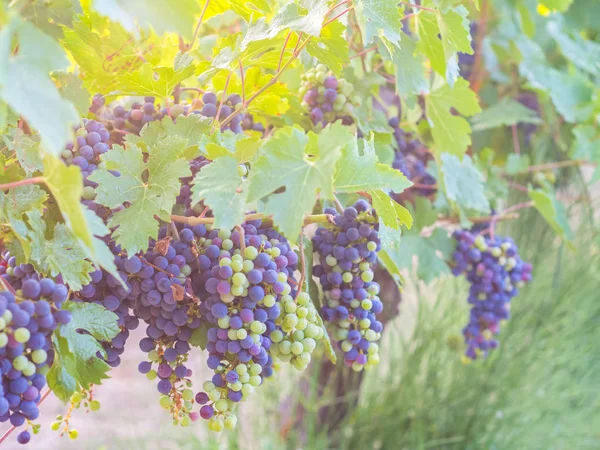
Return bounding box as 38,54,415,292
95,213,600,450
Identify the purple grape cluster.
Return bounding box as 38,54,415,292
241,114,266,135
451,230,533,360
100,97,164,144
388,117,436,199
190,221,322,431
312,200,383,371
300,65,358,126
177,156,211,216
61,119,110,189
0,261,71,445
196,92,245,134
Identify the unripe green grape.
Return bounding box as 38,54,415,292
291,341,303,355
68,429,79,440
302,338,316,353
299,352,311,365
249,375,261,387
263,294,276,307
182,389,194,401
218,316,230,329
366,241,377,251
159,395,171,409
365,329,377,341
147,370,158,380
82,186,96,201
224,415,238,430
235,364,248,375
304,324,319,338
236,328,247,340
148,350,159,362
362,299,373,310
230,285,243,296
32,349,47,364
222,239,234,251
284,302,297,313
50,421,61,431
277,272,287,282
71,392,83,404
241,384,254,396
242,260,254,272
360,262,370,271
227,329,238,340
359,318,371,329
229,381,242,391
279,341,292,354
2,310,13,322
292,330,304,341
215,399,228,412
361,270,374,282
336,328,349,340
181,265,192,276
209,390,222,402
342,272,353,283
249,363,262,376
89,400,100,411
296,318,307,330
326,255,337,266
181,416,191,427
0,333,7,348
219,257,232,267
341,340,353,352
244,247,258,260
270,330,283,343
13,355,28,371
239,373,250,384
221,292,235,303
231,260,243,272
350,299,360,308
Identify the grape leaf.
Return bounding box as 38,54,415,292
247,124,351,239
43,155,95,253
205,135,261,163
416,6,472,86
191,156,248,230
377,222,403,285
395,228,453,284
518,38,594,123
26,210,93,290
4,129,44,175
48,302,120,403
334,136,412,194
369,189,413,230
306,21,349,76
394,34,429,99
571,125,600,181
0,154,23,184
353,0,403,48
190,321,210,350
303,236,336,363
0,20,79,156
53,72,91,116
505,154,531,176
547,20,600,78
440,153,490,214
93,0,201,39
82,209,123,286
470,98,542,132
89,137,190,254
530,189,574,242
21,0,82,38
425,78,481,157
114,64,196,99
271,0,329,36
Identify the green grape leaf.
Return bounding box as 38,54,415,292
53,72,91,116
395,227,453,284
377,222,403,285
204,135,261,163
48,302,120,403
416,6,472,86
302,236,336,363
547,20,600,78
571,125,600,181
43,155,95,253
0,154,23,184
470,98,542,132
114,64,196,99
0,21,79,156
82,209,123,286
89,137,190,254
191,156,248,230
530,189,574,242
394,34,429,99
247,124,352,239
334,136,412,194
518,38,594,123
0,185,48,260
4,129,44,175
190,321,210,350
353,0,403,48
271,0,329,36
440,153,490,214
306,21,349,76
26,210,93,290
505,154,531,176
21,0,81,38
369,189,413,230
93,0,201,39
425,78,481,157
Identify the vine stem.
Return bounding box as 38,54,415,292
399,1,435,12
0,277,17,295
0,389,51,444
218,6,352,130
500,201,535,215
0,176,45,191
511,124,521,155
211,71,233,132
182,0,211,54
332,194,345,213
239,60,246,105
468,0,490,93
509,159,596,175
350,45,377,60
278,32,292,72
170,213,333,226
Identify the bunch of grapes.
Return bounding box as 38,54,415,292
176,156,211,216
97,96,165,143
196,92,245,134
133,230,204,425
241,114,267,135
0,275,71,445
190,220,322,431
300,65,359,126
450,230,532,360
388,117,437,199
312,200,383,371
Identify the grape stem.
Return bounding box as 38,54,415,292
323,7,354,27
181,0,211,54
169,213,334,226
236,225,246,254
508,159,596,175
511,124,521,155
278,31,293,72
332,194,345,213
239,60,246,105
0,277,17,295
468,0,490,93
0,176,45,191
